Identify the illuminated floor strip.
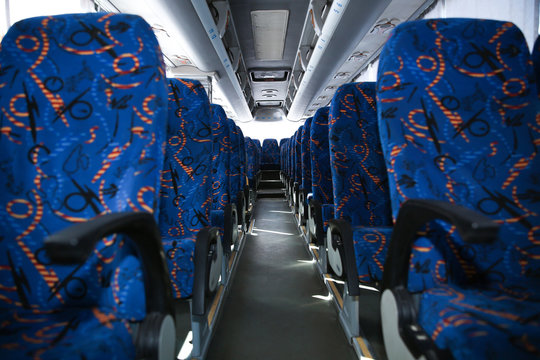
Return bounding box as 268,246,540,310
252,227,295,236
207,285,224,326
355,337,374,359
325,274,343,308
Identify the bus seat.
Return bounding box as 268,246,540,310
279,138,289,186
293,125,304,215
307,107,334,247
227,119,246,235
287,131,298,206
299,118,313,225
246,137,260,199
327,82,393,285
377,18,540,360
279,138,289,184
210,104,238,260
236,126,250,228
0,13,174,359
261,138,280,170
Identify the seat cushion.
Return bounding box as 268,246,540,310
352,226,393,283
0,307,135,360
418,284,540,360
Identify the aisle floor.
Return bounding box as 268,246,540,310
206,197,357,359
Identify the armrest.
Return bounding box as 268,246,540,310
327,219,360,296
382,199,499,290
45,212,174,316
192,226,221,316
309,198,324,245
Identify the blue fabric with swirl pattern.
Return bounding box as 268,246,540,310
237,127,247,191
301,118,313,193
377,18,540,359
295,125,303,186
0,13,168,359
227,119,241,204
159,78,213,299
310,107,334,231
329,82,393,283
262,138,280,166
245,137,258,185
209,104,230,237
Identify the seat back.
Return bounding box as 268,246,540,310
159,78,213,299
0,13,167,315
261,138,280,165
237,126,247,193
210,104,231,209
301,118,313,192
294,125,303,186
377,18,539,295
227,119,241,204
329,82,392,227
245,137,258,185
310,107,333,205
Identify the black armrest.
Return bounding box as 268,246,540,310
192,226,221,316
382,199,499,290
327,219,360,296
45,212,174,316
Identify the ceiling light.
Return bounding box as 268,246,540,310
251,10,289,61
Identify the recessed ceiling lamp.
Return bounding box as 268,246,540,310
251,10,289,61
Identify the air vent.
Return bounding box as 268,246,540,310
251,10,289,61
348,51,370,61
371,18,400,34
333,72,350,79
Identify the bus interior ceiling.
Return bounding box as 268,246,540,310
0,0,539,360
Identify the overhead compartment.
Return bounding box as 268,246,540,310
287,0,435,120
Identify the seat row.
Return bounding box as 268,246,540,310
0,12,261,360
281,18,539,360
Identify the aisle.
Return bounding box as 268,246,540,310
206,197,356,360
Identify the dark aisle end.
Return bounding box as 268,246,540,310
206,197,356,359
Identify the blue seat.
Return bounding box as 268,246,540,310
327,82,393,283
209,104,238,266
293,125,304,214
0,13,173,359
299,118,313,225
160,78,221,299
287,130,299,206
308,107,333,246
261,138,280,170
377,18,540,360
236,126,250,227
279,138,289,184
245,137,258,188
227,119,245,233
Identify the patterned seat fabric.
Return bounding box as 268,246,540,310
0,13,167,359
227,119,241,204
377,19,540,359
280,138,289,176
237,127,248,201
210,104,231,235
301,118,313,194
310,107,334,230
246,137,258,186
329,82,393,282
261,138,280,166
159,78,213,299
294,126,303,187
